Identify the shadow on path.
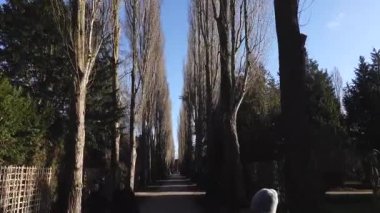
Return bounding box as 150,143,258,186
136,174,206,213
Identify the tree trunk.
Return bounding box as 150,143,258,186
203,0,212,119
274,0,316,211
110,0,121,197
213,0,246,209
195,13,204,178
129,0,138,191
111,0,121,172
148,134,153,182
67,82,87,213
194,117,204,177
129,63,137,190
218,109,246,210
130,133,137,190
67,0,86,212
141,120,150,186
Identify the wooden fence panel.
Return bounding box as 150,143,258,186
0,166,52,213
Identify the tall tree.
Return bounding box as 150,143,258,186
138,0,163,185
182,0,221,190
127,0,139,191
274,0,317,211
52,0,110,211
344,49,380,151
210,0,269,208
125,0,165,190
111,0,121,182
180,0,270,208
306,59,341,128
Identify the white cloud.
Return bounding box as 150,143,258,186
327,12,345,29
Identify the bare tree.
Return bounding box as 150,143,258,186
210,0,269,208
138,0,163,184
51,0,110,212
180,0,270,208
183,0,222,192
151,66,175,178
125,0,139,191
331,67,343,104
125,0,169,190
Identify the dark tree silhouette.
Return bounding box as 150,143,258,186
274,0,317,211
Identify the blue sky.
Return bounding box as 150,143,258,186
1,0,379,158
266,0,380,85
161,0,380,158
161,0,189,158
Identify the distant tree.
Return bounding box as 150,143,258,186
125,0,169,190
331,67,343,105
153,79,175,178
344,49,380,151
138,0,169,185
236,68,281,201
237,67,280,163
179,0,271,207
180,0,222,193
85,46,121,169
305,59,346,192
306,59,341,128
178,100,193,176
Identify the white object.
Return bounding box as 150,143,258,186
250,188,279,213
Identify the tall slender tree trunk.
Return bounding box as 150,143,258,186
203,20,216,200
129,0,138,191
53,0,106,211
111,0,121,193
104,0,121,203
68,82,87,213
203,0,212,122
129,71,137,191
195,12,204,178
274,0,316,212
148,133,153,182
67,0,86,212
141,117,149,186
194,116,203,177
112,0,121,169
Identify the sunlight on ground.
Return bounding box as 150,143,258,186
156,179,191,182
135,191,206,197
325,190,373,195
147,184,197,188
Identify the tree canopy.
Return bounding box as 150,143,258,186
0,76,51,165
344,49,380,151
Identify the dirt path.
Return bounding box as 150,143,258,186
136,174,206,213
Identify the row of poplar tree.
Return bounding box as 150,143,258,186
0,0,174,212
178,0,380,212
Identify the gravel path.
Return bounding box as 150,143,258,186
136,174,206,213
